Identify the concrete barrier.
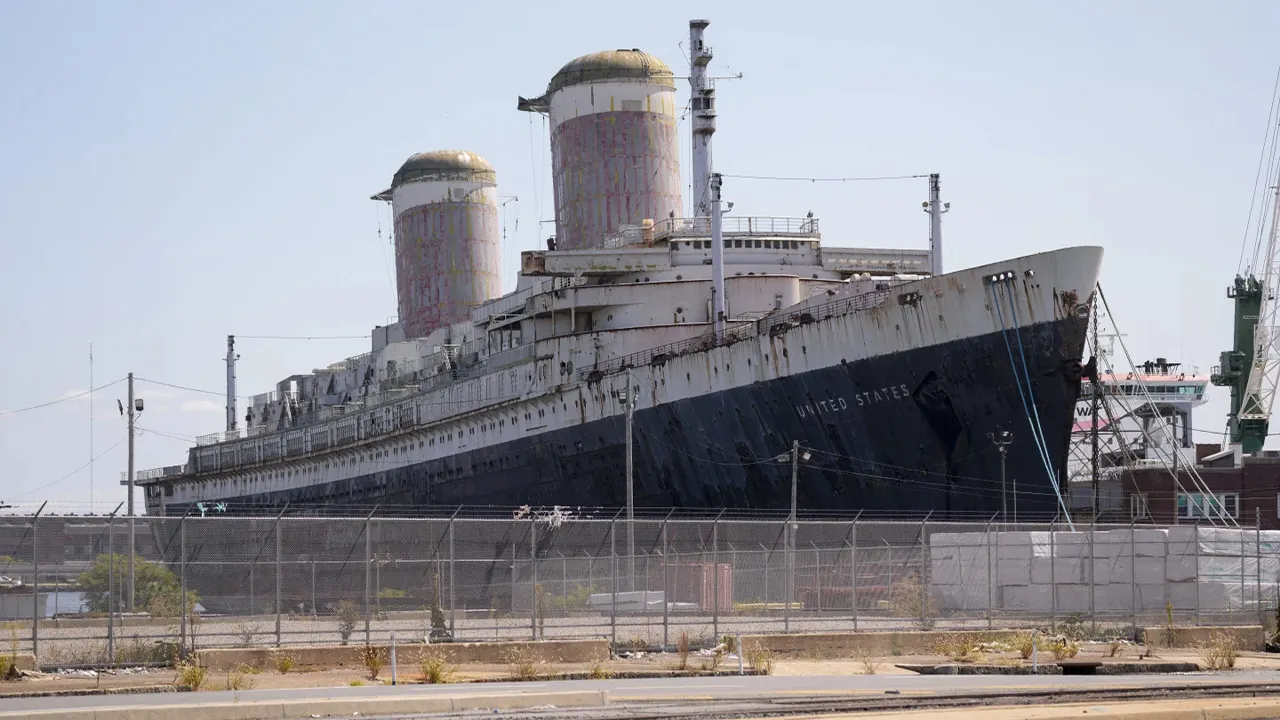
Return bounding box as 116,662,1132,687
739,630,1026,657
195,638,609,672
2,689,609,720
5,653,35,672
1141,624,1265,651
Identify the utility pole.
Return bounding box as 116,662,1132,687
925,173,948,276
622,370,636,591
226,335,239,434
990,430,1012,523
89,343,94,514
127,372,136,612
1090,300,1101,520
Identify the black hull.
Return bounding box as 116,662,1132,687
163,316,1087,520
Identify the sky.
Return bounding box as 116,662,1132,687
1,0,1278,515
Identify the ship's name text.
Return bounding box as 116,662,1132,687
795,384,912,418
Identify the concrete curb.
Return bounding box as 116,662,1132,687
843,697,1280,720
1,689,609,720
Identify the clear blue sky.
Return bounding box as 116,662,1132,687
2,0,1277,513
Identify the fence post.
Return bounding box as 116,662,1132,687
1241,521,1248,621
920,515,929,630
364,517,372,645
275,516,283,647
311,558,317,618
1194,525,1201,624
107,516,116,663
1049,520,1057,633
530,516,538,641
610,518,617,651
1088,517,1096,635
712,514,721,642
31,512,38,659
783,518,791,634
986,518,993,631
249,562,255,617
180,516,187,657
561,553,568,613
1257,508,1264,628
662,518,670,650
1129,519,1137,628
448,518,456,639
814,545,822,613
851,518,859,632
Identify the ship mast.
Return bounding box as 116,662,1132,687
689,19,726,334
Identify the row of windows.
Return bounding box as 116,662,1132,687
683,239,815,250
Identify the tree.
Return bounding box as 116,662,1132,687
76,554,197,616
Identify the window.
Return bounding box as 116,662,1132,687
1178,492,1239,520
1130,493,1149,519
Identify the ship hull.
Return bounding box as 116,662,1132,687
165,314,1086,519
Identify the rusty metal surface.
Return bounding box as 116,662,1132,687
551,110,682,250
394,201,501,338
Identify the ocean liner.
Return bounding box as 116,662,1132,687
133,19,1103,520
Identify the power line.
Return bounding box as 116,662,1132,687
721,173,930,183
237,335,367,341
8,436,127,501
0,377,126,417
136,377,251,400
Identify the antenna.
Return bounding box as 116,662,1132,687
689,19,716,217
89,342,94,513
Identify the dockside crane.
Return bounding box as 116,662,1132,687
1213,79,1280,454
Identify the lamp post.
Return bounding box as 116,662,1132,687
989,430,1012,524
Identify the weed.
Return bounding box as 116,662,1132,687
551,584,600,611
1199,631,1239,671
174,659,208,691
1106,637,1125,658
854,647,879,675
417,647,454,684
1014,632,1043,660
1164,600,1176,647
886,573,936,627
933,633,983,663
331,599,360,646
588,661,614,680
1058,613,1088,641
503,645,542,680
621,636,648,652
676,631,691,671
359,644,387,681
234,622,259,648
700,644,725,672
721,634,737,655
743,642,774,675
272,650,297,674
1047,638,1079,661
350,679,364,687
376,588,406,600
224,665,254,691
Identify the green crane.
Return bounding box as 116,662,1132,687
1211,275,1267,453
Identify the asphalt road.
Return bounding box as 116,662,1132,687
6,671,1280,715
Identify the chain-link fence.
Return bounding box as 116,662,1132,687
0,513,1275,665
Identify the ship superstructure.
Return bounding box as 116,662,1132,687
131,19,1103,520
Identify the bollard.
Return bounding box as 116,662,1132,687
1031,629,1038,673
736,633,743,675
391,631,398,685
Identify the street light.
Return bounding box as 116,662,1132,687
775,442,811,625
989,429,1012,523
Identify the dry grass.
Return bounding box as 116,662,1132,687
743,642,774,675
502,645,542,680
676,631,691,671
174,659,208,691
886,573,937,626
224,665,255,691
588,661,614,679
417,647,455,684
1014,632,1042,660
854,647,880,675
1047,638,1080,661
1106,638,1125,658
933,632,983,664
1199,631,1239,671
272,650,296,674
359,644,386,681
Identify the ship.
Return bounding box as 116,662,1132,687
131,19,1103,521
